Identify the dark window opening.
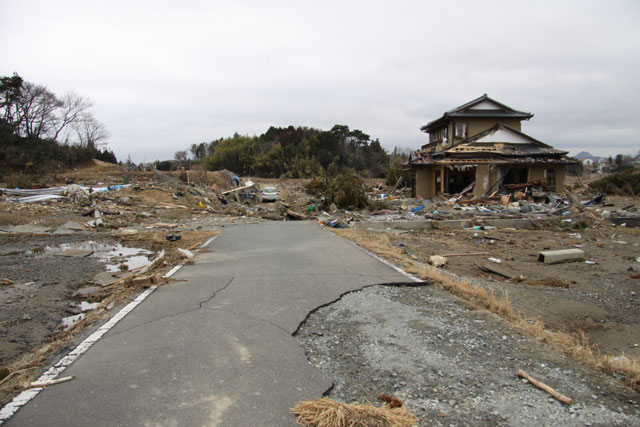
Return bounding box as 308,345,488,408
447,167,476,194
502,167,528,185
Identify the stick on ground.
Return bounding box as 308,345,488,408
517,369,574,405
30,376,75,388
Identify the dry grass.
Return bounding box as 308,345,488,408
331,228,640,393
291,397,418,427
0,340,70,404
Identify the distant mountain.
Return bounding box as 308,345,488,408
574,151,604,161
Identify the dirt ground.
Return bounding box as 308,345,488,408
379,207,640,358
1,161,639,420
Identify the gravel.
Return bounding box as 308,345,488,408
296,283,640,426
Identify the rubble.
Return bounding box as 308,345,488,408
1,159,639,413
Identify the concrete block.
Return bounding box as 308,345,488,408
538,249,585,264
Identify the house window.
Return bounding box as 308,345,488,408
443,127,448,143
454,123,467,138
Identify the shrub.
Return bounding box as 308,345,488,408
589,170,640,195
328,174,368,209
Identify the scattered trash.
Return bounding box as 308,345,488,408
166,234,181,242
1,278,14,286
488,257,503,264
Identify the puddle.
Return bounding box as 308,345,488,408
38,241,152,272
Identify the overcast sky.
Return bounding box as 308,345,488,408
2,1,639,162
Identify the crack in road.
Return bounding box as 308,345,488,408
102,277,235,340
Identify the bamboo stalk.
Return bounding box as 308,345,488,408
30,376,75,388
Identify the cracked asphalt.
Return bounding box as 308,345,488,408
4,221,411,426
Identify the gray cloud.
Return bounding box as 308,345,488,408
2,0,639,162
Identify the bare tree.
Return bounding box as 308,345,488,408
174,150,188,162
18,82,60,139
52,92,92,141
72,116,110,147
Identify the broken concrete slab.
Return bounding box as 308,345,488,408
54,249,94,258
3,224,52,234
90,271,122,287
52,221,87,234
538,249,585,264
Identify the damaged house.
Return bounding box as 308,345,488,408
408,94,575,199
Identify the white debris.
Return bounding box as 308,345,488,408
60,314,86,329
77,301,100,312
177,248,194,259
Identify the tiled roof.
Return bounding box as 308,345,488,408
420,94,533,131
407,124,574,167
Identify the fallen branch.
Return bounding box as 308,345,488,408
30,376,75,388
517,369,574,405
441,252,490,257
158,202,188,209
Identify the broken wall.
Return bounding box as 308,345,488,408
415,167,434,199
473,164,501,198
528,165,566,192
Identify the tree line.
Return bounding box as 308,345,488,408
0,73,115,173
175,125,412,183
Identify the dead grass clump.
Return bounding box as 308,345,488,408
331,229,408,267
291,397,418,427
0,339,69,404
598,354,640,392
408,263,515,319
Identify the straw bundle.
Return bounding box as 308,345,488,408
291,397,418,427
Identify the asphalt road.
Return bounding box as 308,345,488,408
5,221,413,426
